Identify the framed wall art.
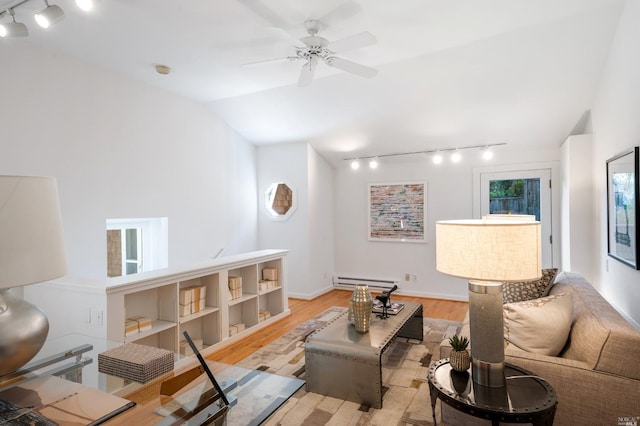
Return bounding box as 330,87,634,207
368,182,427,243
606,147,640,269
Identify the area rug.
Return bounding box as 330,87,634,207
236,306,462,426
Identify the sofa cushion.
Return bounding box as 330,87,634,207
503,292,572,356
502,268,558,303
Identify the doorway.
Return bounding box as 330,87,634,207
480,169,553,267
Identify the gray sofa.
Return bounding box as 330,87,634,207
439,271,640,425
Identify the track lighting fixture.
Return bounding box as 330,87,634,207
0,8,28,37
1,0,94,37
344,142,506,169
35,0,64,29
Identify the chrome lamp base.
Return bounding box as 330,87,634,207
0,288,50,376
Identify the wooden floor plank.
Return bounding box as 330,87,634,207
207,289,467,364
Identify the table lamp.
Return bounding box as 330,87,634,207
0,176,67,376
436,216,541,387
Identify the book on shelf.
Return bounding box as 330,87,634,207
371,300,404,315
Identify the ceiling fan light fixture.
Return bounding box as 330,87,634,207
298,54,317,87
35,1,65,29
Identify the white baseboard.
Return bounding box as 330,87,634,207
288,285,334,300
288,286,468,302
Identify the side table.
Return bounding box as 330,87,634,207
427,359,557,426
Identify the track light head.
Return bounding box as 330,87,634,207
350,160,360,170
35,1,64,29
369,158,379,169
451,151,462,163
482,147,494,160
0,9,28,37
0,21,28,37
432,153,443,165
75,0,96,12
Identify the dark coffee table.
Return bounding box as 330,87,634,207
305,301,423,408
428,358,557,426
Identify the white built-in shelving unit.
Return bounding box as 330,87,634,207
27,250,289,358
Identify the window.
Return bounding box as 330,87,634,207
264,182,297,221
478,168,553,267
106,218,168,278
488,178,541,220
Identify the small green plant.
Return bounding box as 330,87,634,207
449,335,469,351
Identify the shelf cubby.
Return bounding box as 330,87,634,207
179,310,221,350
228,297,258,334
258,289,284,320
228,264,258,297
129,326,177,352
124,284,177,324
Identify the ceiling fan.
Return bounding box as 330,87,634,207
245,19,378,87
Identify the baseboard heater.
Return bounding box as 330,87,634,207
333,276,399,291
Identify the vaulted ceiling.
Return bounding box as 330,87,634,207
2,0,625,165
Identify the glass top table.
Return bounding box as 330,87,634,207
428,358,557,426
0,333,127,394
0,334,304,425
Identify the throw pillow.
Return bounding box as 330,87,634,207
503,292,572,356
502,268,558,304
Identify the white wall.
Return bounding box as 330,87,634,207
308,146,335,296
257,143,334,298
0,42,257,280
560,134,594,282
334,147,561,301
257,143,309,298
591,0,640,326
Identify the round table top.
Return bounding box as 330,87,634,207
428,358,557,418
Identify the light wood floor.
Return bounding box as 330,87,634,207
207,289,468,364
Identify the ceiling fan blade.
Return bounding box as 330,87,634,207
262,26,307,47
328,32,376,53
325,56,378,79
298,55,318,87
241,56,299,67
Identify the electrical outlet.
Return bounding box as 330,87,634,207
411,274,417,281
404,273,411,281
95,309,104,326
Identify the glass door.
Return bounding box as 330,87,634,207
480,169,553,267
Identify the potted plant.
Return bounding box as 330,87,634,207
449,335,470,372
